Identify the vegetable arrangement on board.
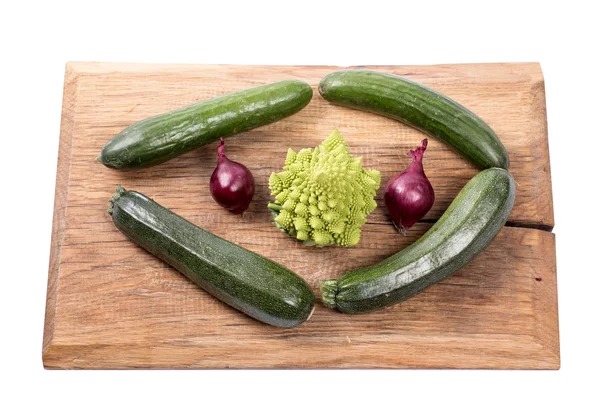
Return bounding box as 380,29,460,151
100,71,514,328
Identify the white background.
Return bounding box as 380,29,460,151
1,1,598,399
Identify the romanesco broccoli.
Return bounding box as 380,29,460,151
268,129,381,247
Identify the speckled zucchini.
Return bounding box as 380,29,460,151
321,168,515,313
108,186,315,328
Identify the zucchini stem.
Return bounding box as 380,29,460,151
108,185,127,215
321,279,339,308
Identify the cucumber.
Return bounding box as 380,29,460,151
99,80,313,170
318,70,509,170
108,186,315,328
321,168,515,313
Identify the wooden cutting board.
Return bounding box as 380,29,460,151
42,62,558,369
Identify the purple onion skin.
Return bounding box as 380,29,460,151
209,138,255,214
384,139,435,231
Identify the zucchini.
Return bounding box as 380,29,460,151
321,168,515,313
318,70,509,170
108,186,315,328
99,80,313,170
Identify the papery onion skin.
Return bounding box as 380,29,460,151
384,139,435,231
210,138,255,214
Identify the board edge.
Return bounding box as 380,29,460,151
42,63,80,368
63,61,545,75
531,231,560,369
532,64,555,230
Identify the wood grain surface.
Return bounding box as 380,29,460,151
43,62,558,369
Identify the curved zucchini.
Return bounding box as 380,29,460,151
109,186,315,328
321,168,515,313
99,80,313,170
318,70,509,170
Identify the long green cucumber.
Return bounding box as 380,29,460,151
99,80,313,169
108,186,315,328
318,70,509,170
321,168,515,313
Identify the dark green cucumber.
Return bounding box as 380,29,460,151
108,186,315,327
318,70,509,170
321,168,515,313
99,80,313,170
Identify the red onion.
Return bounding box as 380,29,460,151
210,138,255,214
384,138,435,231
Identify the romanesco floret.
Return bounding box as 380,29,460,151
268,129,381,247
